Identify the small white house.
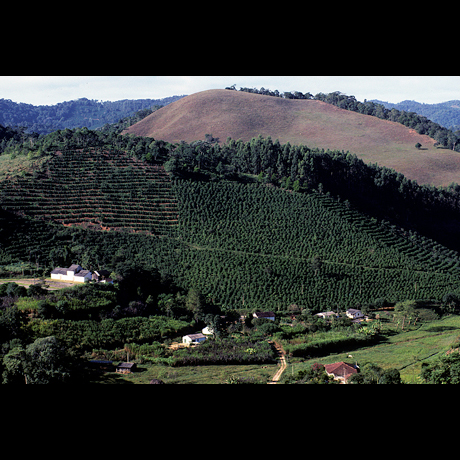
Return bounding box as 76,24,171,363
182,333,207,345
346,308,364,320
51,264,92,283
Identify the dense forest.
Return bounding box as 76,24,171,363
372,99,460,132
0,95,185,135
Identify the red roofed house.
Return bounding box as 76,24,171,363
324,362,358,384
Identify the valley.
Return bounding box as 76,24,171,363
2,87,460,383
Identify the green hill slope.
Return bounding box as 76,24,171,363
0,149,177,235
1,144,460,312
171,180,460,310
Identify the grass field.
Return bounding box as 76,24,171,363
125,89,460,186
281,315,460,383
92,362,279,384
89,315,460,384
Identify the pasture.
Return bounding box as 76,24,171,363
281,315,460,383
125,89,460,186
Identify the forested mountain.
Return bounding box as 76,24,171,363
371,99,460,132
0,95,186,134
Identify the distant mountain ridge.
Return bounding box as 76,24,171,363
0,95,186,135
371,99,460,131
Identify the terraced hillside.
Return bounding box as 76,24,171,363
171,180,460,310
0,149,178,236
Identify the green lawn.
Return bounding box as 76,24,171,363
92,362,279,384
281,315,460,384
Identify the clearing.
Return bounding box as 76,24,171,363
282,314,460,383
0,278,79,290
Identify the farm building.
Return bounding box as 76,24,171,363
346,308,364,320
182,333,207,345
115,362,137,374
315,311,338,319
92,269,113,284
253,311,275,321
324,362,358,384
51,264,92,283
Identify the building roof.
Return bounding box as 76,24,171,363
74,269,91,278
346,308,362,314
324,362,357,381
254,311,276,318
68,264,82,272
51,267,67,275
116,362,136,369
184,333,206,340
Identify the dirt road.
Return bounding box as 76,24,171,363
268,341,287,384
0,278,78,290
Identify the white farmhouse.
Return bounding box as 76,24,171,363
182,333,207,345
51,264,92,283
346,308,365,320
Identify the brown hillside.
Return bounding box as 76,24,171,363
124,89,460,186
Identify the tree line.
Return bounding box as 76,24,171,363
164,134,460,253
225,86,459,151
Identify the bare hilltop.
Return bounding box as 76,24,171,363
124,89,460,186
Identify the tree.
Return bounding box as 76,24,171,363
310,255,323,277
442,293,460,314
394,300,419,329
186,288,203,319
2,346,27,384
421,351,460,384
348,363,402,384
2,336,70,384
415,143,422,150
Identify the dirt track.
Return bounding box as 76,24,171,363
0,278,78,290
268,341,287,384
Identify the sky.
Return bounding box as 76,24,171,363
0,76,459,106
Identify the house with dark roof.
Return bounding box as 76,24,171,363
92,270,113,284
253,311,276,321
115,362,137,374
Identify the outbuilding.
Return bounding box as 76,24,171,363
115,362,137,374
182,333,207,345
253,311,275,321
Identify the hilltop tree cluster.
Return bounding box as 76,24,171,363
225,86,459,151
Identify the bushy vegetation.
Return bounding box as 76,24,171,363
171,336,276,366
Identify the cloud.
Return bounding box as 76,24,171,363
1,76,460,106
